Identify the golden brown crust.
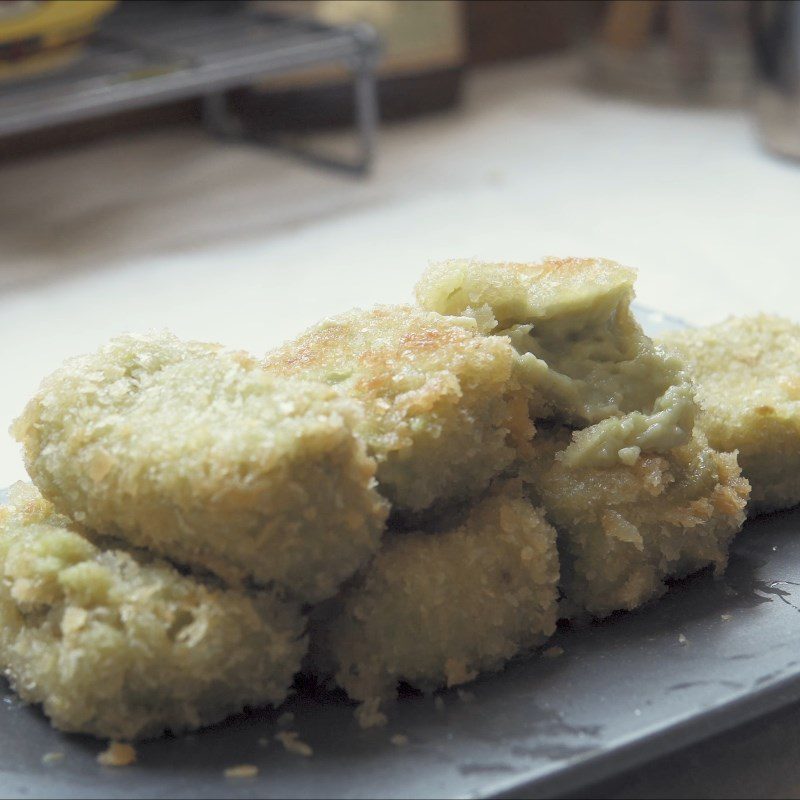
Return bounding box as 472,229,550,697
265,305,531,512
661,315,800,513
318,480,559,722
0,484,306,741
524,427,749,617
14,332,388,603
414,257,635,328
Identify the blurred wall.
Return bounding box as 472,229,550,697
464,0,574,64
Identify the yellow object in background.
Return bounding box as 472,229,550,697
0,0,117,82
254,0,465,88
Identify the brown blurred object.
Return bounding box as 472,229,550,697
599,0,659,51
463,0,574,64
236,0,466,127
583,0,752,104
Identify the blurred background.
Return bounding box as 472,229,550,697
0,0,799,477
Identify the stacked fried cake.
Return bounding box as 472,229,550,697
6,257,775,740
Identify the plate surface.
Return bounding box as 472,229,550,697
3,308,798,800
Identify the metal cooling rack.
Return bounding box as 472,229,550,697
0,1,380,172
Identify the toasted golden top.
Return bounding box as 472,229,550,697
415,257,636,329
265,304,514,399
264,305,516,448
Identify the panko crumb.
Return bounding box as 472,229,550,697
355,698,388,729
224,764,258,779
721,614,733,622
678,633,688,646
543,646,565,659
97,742,136,767
275,731,313,757
277,712,295,727
390,734,409,747
41,752,64,765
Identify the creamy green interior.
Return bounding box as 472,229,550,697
499,288,687,427
417,259,698,467
557,383,696,468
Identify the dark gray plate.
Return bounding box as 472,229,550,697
2,495,800,800
3,308,797,799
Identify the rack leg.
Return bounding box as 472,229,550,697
202,92,242,140
353,57,379,174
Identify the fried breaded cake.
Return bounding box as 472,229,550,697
0,484,306,741
318,480,558,725
523,427,749,618
13,333,387,603
263,306,533,513
415,259,695,461
661,315,800,514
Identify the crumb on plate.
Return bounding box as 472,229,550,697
97,742,136,767
224,764,258,779
275,731,313,757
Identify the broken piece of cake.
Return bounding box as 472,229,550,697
318,480,559,725
413,257,747,617
13,332,388,603
415,258,693,444
661,314,800,514
523,426,749,617
263,305,534,513
0,483,306,741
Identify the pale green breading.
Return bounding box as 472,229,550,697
0,484,306,741
13,332,387,603
523,427,749,618
415,258,696,464
263,305,534,513
661,315,800,513
320,480,559,723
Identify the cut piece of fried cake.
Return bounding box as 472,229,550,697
264,305,534,513
317,480,559,724
13,332,387,603
523,426,749,618
0,484,306,741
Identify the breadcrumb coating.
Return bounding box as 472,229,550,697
13,332,387,603
0,484,306,741
415,259,693,450
524,427,749,617
661,315,800,513
263,306,533,513
320,480,558,719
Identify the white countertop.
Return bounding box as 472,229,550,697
1,55,798,486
